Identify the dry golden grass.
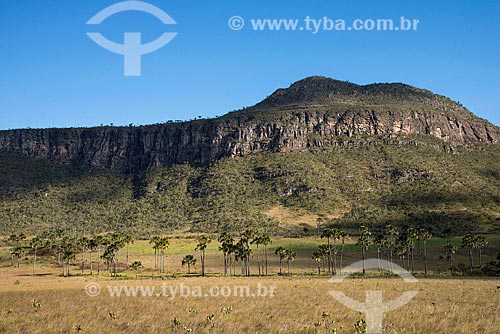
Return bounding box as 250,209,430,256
1,236,499,333
0,265,499,334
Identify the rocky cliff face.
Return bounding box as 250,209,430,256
1,77,499,172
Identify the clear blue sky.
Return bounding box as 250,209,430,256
1,0,499,130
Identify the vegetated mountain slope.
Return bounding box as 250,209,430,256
1,76,500,236
1,136,500,237
0,77,498,172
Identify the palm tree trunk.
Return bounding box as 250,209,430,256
229,255,233,276
424,242,428,275
97,246,101,275
89,251,93,275
469,248,473,275
225,254,229,277
327,238,332,275
339,240,344,276
264,245,268,276
389,248,394,271
377,247,381,272
33,248,37,276
81,248,85,275
333,240,337,275
411,248,415,273
279,258,282,275
449,256,453,275
126,245,129,269
154,249,157,271
201,251,205,276
256,245,261,276
362,248,366,276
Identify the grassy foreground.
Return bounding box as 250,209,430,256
0,237,499,333
0,273,499,334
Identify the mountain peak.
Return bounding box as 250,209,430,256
257,76,359,107
257,76,438,108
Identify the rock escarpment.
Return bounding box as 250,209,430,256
0,77,498,172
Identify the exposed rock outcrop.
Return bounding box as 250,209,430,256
0,77,498,172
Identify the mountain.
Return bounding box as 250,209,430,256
1,76,500,237
0,76,498,173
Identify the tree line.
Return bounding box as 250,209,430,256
3,226,499,277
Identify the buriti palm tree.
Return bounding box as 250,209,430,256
384,224,399,269
462,234,476,275
110,234,126,275
30,236,45,276
130,261,142,278
235,238,252,276
318,244,329,273
395,242,408,273
312,250,323,275
237,230,254,276
158,237,169,273
101,246,115,277
13,246,24,268
419,229,432,275
373,235,385,272
61,238,75,277
356,225,371,276
182,255,196,275
443,241,458,275
218,232,234,277
102,241,120,278
338,230,349,276
87,238,97,275
260,233,272,276
195,235,211,276
8,233,26,267
149,236,161,271
77,236,88,275
251,234,263,276
275,246,286,275
122,234,134,269
331,228,341,275
475,235,489,267
321,228,335,275
397,233,413,270
407,227,418,273
228,243,238,276
94,235,109,276
285,249,296,277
